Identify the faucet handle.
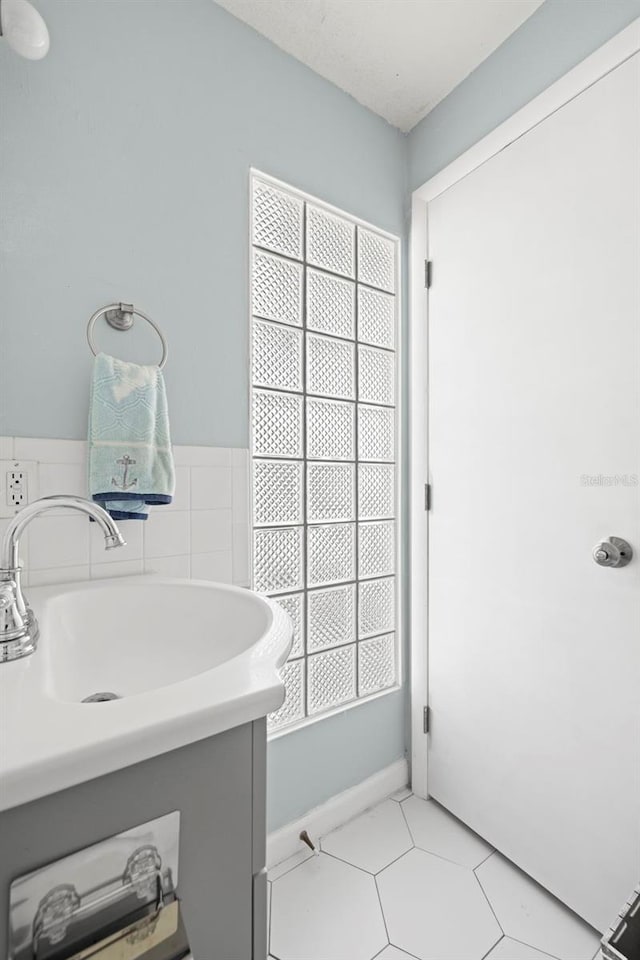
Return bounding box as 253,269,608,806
0,579,38,661
0,578,18,605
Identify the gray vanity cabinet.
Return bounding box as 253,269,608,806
0,719,268,960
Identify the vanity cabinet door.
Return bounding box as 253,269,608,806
0,722,266,960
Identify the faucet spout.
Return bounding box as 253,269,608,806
1,496,125,571
0,496,126,662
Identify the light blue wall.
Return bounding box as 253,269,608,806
0,0,405,445
0,0,407,832
408,0,640,190
269,690,406,828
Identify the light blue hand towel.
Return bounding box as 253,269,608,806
88,353,175,520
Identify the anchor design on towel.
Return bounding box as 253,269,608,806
112,454,138,490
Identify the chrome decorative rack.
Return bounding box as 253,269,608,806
9,812,188,960
32,844,169,954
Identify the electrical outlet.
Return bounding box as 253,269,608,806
0,461,38,519
7,469,28,508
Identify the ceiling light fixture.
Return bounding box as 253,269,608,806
0,0,49,61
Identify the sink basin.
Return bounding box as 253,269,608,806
45,579,275,702
0,576,292,812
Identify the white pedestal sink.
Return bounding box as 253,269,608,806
0,575,292,811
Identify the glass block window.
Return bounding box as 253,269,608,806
250,173,399,733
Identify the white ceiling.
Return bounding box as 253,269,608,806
214,0,544,132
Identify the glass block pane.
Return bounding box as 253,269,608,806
252,320,303,392
252,250,303,326
358,405,394,462
252,390,303,459
307,523,355,588
359,577,395,638
251,174,401,728
306,205,355,278
253,460,303,527
358,464,395,520
307,645,356,714
253,179,303,260
358,285,395,349
307,333,355,400
359,521,395,579
307,463,355,523
307,269,355,340
357,227,395,292
274,592,305,659
306,398,355,461
358,346,394,406
254,526,303,594
307,584,356,652
268,658,305,729
358,634,396,697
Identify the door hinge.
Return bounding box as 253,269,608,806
424,483,432,511
425,260,433,289
423,706,431,734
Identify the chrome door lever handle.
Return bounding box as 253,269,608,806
592,537,633,568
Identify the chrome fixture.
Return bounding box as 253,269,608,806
0,0,49,60
0,496,125,663
9,812,183,960
592,536,633,568
87,303,169,369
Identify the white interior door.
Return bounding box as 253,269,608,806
427,53,640,932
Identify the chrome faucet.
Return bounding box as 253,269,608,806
0,496,126,663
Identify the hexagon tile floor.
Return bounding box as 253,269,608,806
268,790,603,960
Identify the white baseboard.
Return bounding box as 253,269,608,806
266,757,409,870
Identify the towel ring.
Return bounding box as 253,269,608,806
87,303,168,369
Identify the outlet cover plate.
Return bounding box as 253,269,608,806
0,461,39,519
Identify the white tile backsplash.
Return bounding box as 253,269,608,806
191,551,234,583
144,554,190,578
173,446,233,467
0,437,14,459
232,522,250,586
165,465,191,512
232,464,249,514
38,462,86,499
191,509,233,555
1,438,249,588
232,448,249,469
191,466,234,510
29,565,91,587
91,558,145,579
143,510,190,558
14,437,86,464
28,514,91,570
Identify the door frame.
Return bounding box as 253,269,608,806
409,17,640,799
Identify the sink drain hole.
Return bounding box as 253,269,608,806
81,691,121,703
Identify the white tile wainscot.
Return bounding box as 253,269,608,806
0,438,249,587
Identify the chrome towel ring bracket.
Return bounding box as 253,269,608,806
87,303,168,369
